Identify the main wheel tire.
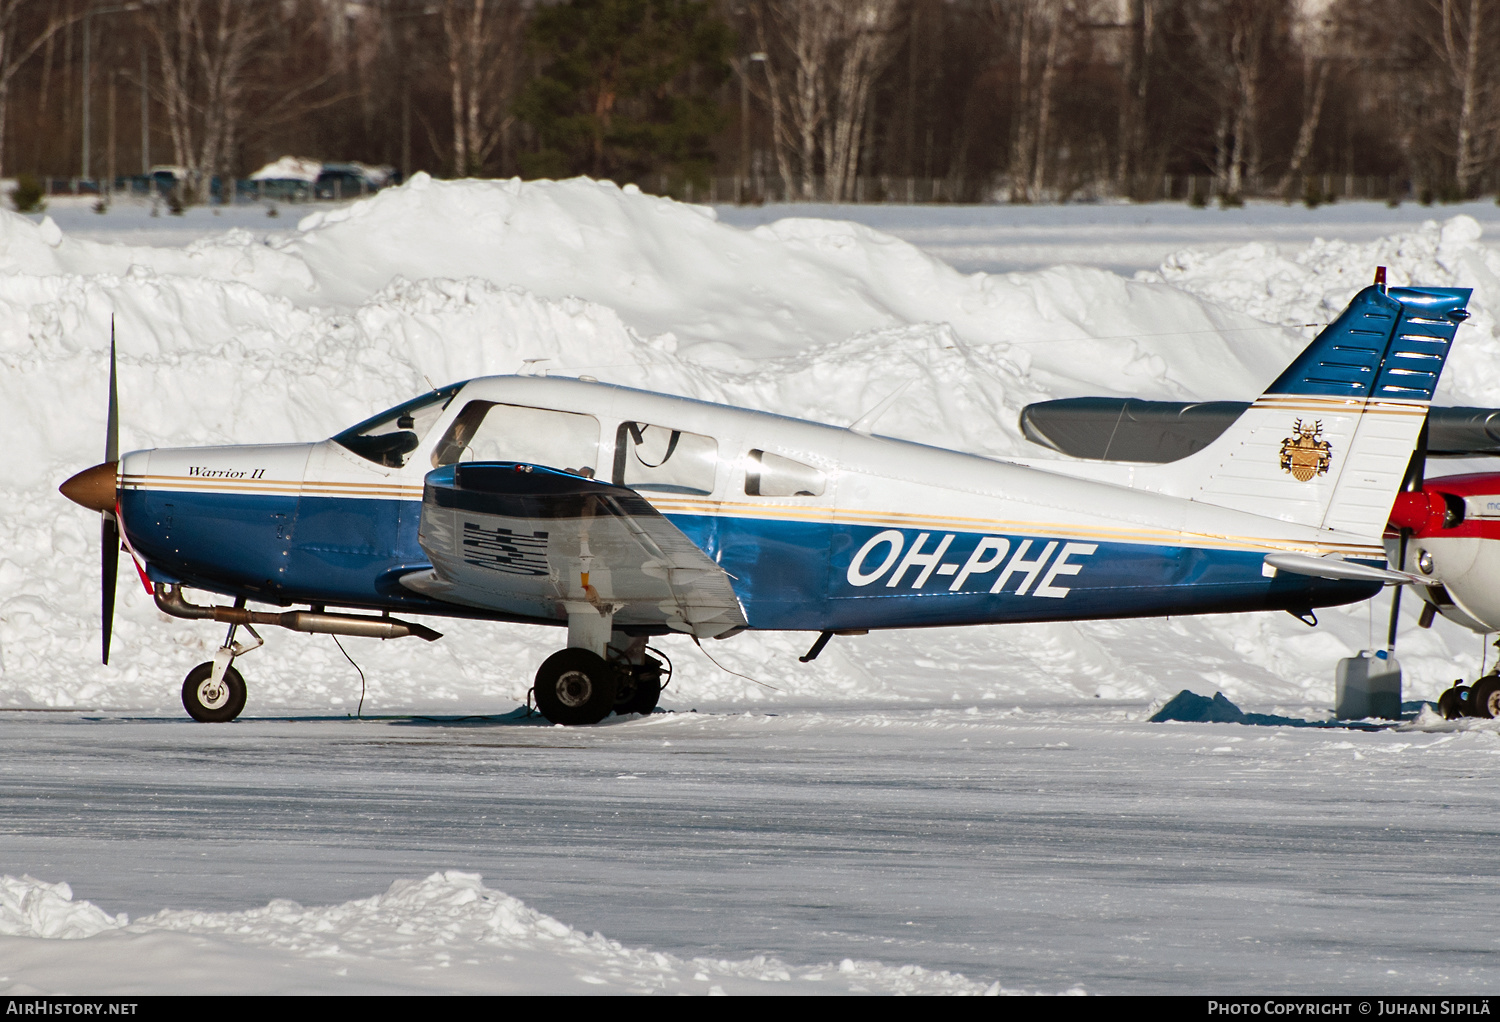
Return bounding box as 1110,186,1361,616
1439,685,1470,720
1470,676,1500,718
614,671,661,716
534,649,617,725
182,662,247,723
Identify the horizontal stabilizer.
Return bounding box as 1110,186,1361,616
1021,399,1500,462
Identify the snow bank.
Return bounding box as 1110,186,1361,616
1144,212,1500,405
0,872,1014,994
0,178,1494,714
0,876,125,939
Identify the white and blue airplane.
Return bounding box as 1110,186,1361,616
60,280,1471,724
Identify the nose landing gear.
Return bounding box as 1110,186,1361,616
181,611,262,723
182,661,248,722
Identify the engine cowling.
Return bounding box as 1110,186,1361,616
1386,472,1500,633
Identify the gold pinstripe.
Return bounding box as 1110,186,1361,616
1251,396,1429,416
122,478,1387,558
645,497,1384,557
121,474,423,499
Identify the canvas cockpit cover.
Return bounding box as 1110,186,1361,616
400,462,746,638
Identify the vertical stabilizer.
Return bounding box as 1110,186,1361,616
1140,284,1471,538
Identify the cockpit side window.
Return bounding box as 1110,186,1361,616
333,384,463,468
745,450,826,496
431,401,601,476
613,422,718,494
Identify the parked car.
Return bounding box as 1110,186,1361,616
148,165,187,196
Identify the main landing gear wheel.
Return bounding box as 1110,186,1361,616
534,649,617,726
1438,685,1471,720
1469,676,1500,719
182,662,247,723
614,669,662,717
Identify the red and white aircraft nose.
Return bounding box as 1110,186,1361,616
1389,472,1500,633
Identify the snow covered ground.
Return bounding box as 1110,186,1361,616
6,706,1500,995
716,197,1500,276
5,182,1500,993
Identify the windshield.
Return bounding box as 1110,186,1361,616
333,383,464,467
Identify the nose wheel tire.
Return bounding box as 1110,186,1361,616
182,662,247,723
534,649,617,725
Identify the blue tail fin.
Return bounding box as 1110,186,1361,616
1142,284,1471,538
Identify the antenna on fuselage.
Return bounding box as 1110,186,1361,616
849,378,915,436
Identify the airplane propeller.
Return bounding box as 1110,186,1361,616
1386,416,1428,652
59,319,122,664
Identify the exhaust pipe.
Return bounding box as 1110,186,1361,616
154,584,442,642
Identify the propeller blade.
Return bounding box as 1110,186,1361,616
1387,418,1429,650
1385,533,1406,649
101,319,120,665
102,513,118,665
105,318,118,464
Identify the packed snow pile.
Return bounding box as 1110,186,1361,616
0,876,126,939
0,177,1496,713
1144,212,1500,401
0,872,1011,994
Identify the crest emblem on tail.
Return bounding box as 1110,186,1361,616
1279,419,1333,482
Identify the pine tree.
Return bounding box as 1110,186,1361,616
516,0,730,187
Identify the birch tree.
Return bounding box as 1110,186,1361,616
1186,0,1282,200
0,1,73,179
136,0,346,203
138,0,269,201
822,0,900,201
1003,0,1065,203
1275,55,1329,198
1437,0,1488,195
441,0,526,177
1114,0,1155,196
752,0,898,201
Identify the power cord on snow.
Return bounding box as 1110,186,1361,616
540,323,1334,375
691,635,779,691
647,645,674,692
333,634,366,719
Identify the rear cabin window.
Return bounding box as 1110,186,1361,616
431,401,601,476
333,384,463,468
614,422,718,495
745,450,826,496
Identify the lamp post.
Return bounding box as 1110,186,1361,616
740,52,766,203
81,8,89,182
140,44,149,175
